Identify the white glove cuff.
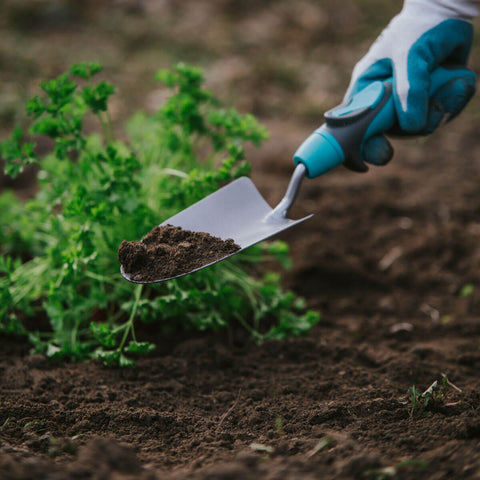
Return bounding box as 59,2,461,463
403,0,479,21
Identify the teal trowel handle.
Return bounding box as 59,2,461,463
293,66,475,178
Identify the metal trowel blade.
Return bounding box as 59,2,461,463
121,176,312,284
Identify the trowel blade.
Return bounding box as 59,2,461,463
121,176,312,283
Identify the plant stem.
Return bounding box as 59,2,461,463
118,284,143,351
98,114,111,144
106,111,115,141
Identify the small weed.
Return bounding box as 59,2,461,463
275,416,285,437
23,419,42,431
408,385,420,415
306,436,332,458
0,417,45,433
0,418,12,431
408,374,460,417
459,283,474,298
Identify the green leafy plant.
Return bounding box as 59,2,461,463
0,62,319,365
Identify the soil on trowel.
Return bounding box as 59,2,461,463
118,224,240,281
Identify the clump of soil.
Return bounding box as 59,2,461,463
0,438,153,480
118,224,240,281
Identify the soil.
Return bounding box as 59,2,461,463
3,139,480,478
118,225,240,282
2,1,480,479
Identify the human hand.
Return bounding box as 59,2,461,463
345,0,477,167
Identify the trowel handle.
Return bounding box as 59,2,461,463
293,66,476,178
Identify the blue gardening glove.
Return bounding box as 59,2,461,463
345,0,478,167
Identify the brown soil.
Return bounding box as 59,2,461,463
2,1,480,479
3,138,480,478
118,225,240,282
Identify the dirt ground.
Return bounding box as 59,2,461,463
2,1,480,479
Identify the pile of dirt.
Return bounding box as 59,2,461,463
118,224,240,282
0,437,156,480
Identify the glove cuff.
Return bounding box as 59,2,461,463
403,0,478,21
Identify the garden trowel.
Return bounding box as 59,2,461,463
121,67,474,283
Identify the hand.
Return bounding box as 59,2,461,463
345,0,477,167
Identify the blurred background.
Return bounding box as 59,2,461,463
0,0,398,127
1,0,479,189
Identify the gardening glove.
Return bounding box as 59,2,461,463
344,0,478,168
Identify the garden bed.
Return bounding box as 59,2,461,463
2,141,480,478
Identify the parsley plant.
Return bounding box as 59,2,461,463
0,62,319,365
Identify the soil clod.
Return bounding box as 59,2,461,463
118,224,240,281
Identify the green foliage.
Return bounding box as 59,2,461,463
0,126,37,178
459,283,474,298
0,256,27,335
0,62,319,366
70,62,103,81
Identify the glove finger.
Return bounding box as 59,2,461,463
423,99,445,135
423,71,476,135
395,20,474,134
431,71,476,119
345,59,393,101
394,60,430,134
362,135,393,166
